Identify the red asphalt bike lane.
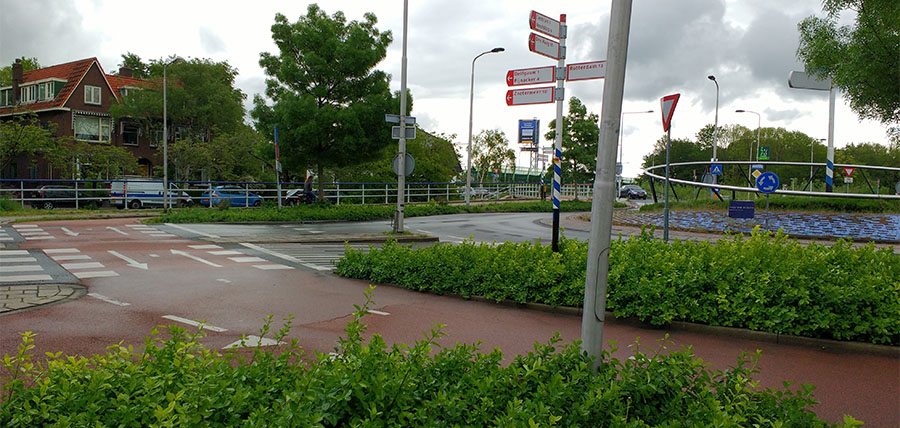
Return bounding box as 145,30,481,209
0,217,897,426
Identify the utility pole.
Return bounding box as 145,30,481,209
394,0,409,233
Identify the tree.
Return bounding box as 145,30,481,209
0,57,39,86
109,57,246,142
61,141,140,181
642,136,708,182
166,125,269,182
545,97,600,183
838,142,900,190
331,129,461,183
0,112,57,175
471,129,514,185
252,5,395,197
117,52,150,79
797,0,900,125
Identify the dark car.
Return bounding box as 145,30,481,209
619,184,648,199
30,185,100,209
200,186,263,207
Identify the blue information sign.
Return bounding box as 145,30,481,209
728,200,755,218
518,119,539,145
756,172,780,194
710,164,723,175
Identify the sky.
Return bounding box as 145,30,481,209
1,0,893,177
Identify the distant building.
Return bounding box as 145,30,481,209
0,58,161,180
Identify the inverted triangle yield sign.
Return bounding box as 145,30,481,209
842,167,855,177
660,93,680,132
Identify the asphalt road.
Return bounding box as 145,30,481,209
0,214,897,426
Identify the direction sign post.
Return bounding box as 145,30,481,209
789,70,836,192
506,66,555,86
528,33,563,60
506,86,555,106
660,93,680,242
529,10,563,38
566,61,606,81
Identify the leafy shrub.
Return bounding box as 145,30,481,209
336,230,900,345
0,195,20,212
0,288,858,427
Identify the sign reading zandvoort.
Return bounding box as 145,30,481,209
506,87,555,106
506,66,555,86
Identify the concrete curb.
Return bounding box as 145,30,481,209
465,296,898,358
205,233,439,245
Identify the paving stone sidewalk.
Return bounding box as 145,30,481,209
0,284,86,316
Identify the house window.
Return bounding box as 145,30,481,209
20,85,37,104
84,85,102,105
122,124,140,146
37,82,55,101
74,115,111,142
0,89,10,106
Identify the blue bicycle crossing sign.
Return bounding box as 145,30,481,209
756,172,780,194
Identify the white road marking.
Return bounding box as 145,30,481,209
216,278,232,283
18,231,50,236
140,230,161,234
0,237,12,241
229,256,266,263
126,224,154,228
209,250,242,256
161,315,227,332
150,233,175,237
12,224,38,228
62,262,104,270
416,229,434,235
170,249,222,267
74,271,119,279
239,242,330,271
50,255,91,261
106,226,128,236
107,250,149,270
25,236,55,240
189,244,222,250
0,250,29,256
60,227,78,236
167,223,221,239
223,335,283,349
149,254,160,258
448,235,466,241
252,264,294,270
367,310,390,316
87,293,131,306
0,274,52,282
1,257,37,263
43,248,80,254
0,265,43,272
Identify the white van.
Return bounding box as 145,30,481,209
110,179,192,209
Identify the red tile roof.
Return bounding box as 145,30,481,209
108,74,151,95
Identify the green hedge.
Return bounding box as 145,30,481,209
335,230,900,345
639,196,900,213
0,291,858,427
150,200,601,223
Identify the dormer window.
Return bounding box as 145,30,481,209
85,85,101,105
20,85,37,104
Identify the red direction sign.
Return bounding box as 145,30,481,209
506,66,555,87
566,61,606,81
506,87,555,106
529,33,562,60
660,93,681,132
843,167,855,177
529,11,563,39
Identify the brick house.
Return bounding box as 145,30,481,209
0,57,162,180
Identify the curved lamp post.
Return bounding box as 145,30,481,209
465,47,504,208
707,75,719,162
163,56,183,211
735,109,760,186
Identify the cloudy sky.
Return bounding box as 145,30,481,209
1,0,891,176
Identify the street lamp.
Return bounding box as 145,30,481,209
707,75,719,162
163,56,183,211
618,110,653,198
735,109,760,187
466,47,504,208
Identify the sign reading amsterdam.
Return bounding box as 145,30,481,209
566,61,606,81
506,87,555,106
506,66,555,86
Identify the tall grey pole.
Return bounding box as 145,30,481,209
394,0,409,233
664,128,671,242
551,15,567,253
163,64,168,211
581,0,632,370
465,48,504,208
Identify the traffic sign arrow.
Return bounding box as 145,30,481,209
506,87,555,106
108,250,148,270
506,66,555,86
660,93,681,132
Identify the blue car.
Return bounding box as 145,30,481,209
200,186,263,207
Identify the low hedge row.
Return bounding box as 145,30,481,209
335,230,900,345
149,199,599,223
639,196,900,213
1,292,857,427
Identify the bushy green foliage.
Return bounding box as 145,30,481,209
639,196,900,213
1,288,857,427
150,200,598,223
0,195,21,212
336,230,900,345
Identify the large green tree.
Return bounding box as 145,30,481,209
0,112,57,176
0,57,39,86
545,97,600,183
117,52,151,79
252,5,395,197
331,129,461,183
797,0,900,126
471,129,514,185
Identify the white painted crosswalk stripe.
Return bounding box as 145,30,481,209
62,262,104,270
0,265,44,273
1,257,37,263
25,236,55,240
74,271,119,279
44,248,80,254
12,224,39,228
0,250,29,256
0,274,53,282
189,244,222,250
253,264,294,270
230,256,266,263
50,254,91,261
209,250,242,256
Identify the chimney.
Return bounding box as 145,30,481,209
118,66,133,78
11,59,23,104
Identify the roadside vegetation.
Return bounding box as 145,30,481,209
336,229,899,345
637,195,900,214
0,288,860,427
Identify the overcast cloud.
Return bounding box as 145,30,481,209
0,0,890,176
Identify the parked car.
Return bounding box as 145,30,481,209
200,186,263,207
284,188,316,206
110,180,192,209
29,185,100,209
619,184,648,199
